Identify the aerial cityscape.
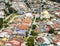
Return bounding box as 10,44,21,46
0,0,60,46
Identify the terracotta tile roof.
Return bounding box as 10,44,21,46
17,23,29,30
23,18,32,24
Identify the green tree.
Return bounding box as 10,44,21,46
42,18,46,20
0,18,3,29
32,24,36,29
43,2,47,5
36,17,40,22
27,37,34,46
31,31,38,36
48,28,54,34
5,2,11,8
5,2,17,14
4,9,10,16
26,31,29,37
54,30,58,35
49,17,53,20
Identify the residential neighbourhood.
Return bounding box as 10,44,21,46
0,0,60,46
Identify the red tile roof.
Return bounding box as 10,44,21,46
57,10,60,12
53,23,59,28
45,25,51,31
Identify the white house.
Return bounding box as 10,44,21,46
0,10,4,18
0,2,5,10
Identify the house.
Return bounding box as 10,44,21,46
8,23,16,27
11,2,27,11
35,27,41,33
11,0,19,2
42,0,46,2
35,36,51,46
2,37,7,42
21,43,26,46
3,28,13,34
0,2,5,10
23,18,32,24
53,22,59,28
44,25,51,32
56,19,60,25
0,10,4,18
16,30,27,36
17,10,25,15
0,0,5,2
41,10,51,19
55,10,60,17
40,28,46,32
29,4,40,13
13,18,22,23
0,41,4,46
51,35,60,46
19,0,25,2
11,2,20,10
27,0,33,2
5,0,9,3
32,8,40,13
42,10,49,15
27,0,40,3
0,0,9,3
16,23,29,30
0,32,10,38
36,37,45,43
10,38,21,46
25,13,33,18
11,0,25,2
35,13,40,18
5,42,12,46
